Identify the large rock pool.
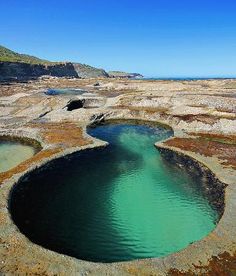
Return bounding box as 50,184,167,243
9,123,219,262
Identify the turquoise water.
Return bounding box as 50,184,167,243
10,123,218,262
0,141,36,173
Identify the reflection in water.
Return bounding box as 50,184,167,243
10,124,218,262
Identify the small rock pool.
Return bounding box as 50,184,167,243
10,123,220,262
0,139,37,173
45,88,88,96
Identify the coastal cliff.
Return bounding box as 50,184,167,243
0,45,109,81
0,62,109,81
0,62,78,81
0,45,142,81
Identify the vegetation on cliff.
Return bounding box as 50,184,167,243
0,45,49,64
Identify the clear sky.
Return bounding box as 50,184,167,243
1,0,236,77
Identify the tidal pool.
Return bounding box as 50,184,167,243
0,140,37,173
10,123,219,262
45,88,87,96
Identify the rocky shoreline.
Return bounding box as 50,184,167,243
0,78,236,275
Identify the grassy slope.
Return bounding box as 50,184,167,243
0,45,104,69
0,45,50,64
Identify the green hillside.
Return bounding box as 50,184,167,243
0,45,50,64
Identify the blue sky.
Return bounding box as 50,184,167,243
1,0,236,77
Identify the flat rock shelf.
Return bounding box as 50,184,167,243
10,123,220,263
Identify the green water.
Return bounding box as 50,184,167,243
10,123,218,262
0,141,36,173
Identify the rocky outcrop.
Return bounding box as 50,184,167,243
108,71,143,78
72,63,109,78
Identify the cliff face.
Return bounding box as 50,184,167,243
0,62,110,82
0,62,78,81
0,61,143,82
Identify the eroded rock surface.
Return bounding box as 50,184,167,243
0,78,236,275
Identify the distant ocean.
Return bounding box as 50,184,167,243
136,77,236,81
